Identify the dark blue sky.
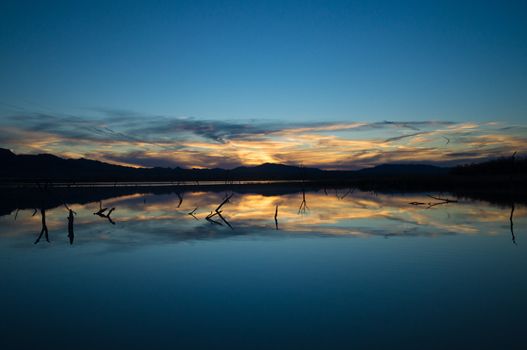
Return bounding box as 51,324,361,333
1,0,526,123
1,1,526,168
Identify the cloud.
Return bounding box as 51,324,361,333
384,131,429,143
100,150,245,169
1,110,525,169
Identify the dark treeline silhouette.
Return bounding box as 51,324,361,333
452,154,526,176
0,148,460,182
1,148,526,194
0,148,329,182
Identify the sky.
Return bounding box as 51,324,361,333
0,0,526,169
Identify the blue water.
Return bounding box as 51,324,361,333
0,190,526,349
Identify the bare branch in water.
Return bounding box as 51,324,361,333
338,188,355,200
274,204,279,230
409,194,458,209
206,214,223,226
94,201,108,215
63,202,76,215
205,194,234,228
298,189,308,214
510,203,516,245
215,210,233,229
188,207,199,220
94,201,116,224
67,209,75,245
176,192,183,208
34,209,49,244
216,193,233,213
427,195,458,203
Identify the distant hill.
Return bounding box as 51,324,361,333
0,148,334,182
1,148,144,181
3,148,523,183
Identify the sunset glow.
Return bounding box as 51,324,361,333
1,115,525,169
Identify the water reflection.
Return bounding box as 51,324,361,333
1,186,525,350
0,187,525,247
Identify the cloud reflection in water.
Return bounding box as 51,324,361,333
0,190,524,249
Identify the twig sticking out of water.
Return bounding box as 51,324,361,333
93,201,116,225
94,201,107,216
63,202,77,215
409,194,458,209
206,214,223,226
67,209,75,245
338,188,355,200
298,189,308,214
176,192,183,208
215,193,233,213
215,210,233,229
34,209,49,244
510,203,516,245
427,195,458,203
274,204,279,230
205,194,234,229
188,207,199,220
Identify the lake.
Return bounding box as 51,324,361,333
0,186,526,349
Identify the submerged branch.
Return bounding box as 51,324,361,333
205,194,234,228
93,201,116,224
274,204,279,230
510,203,516,245
67,208,75,245
188,207,199,220
298,189,308,214
409,194,458,209
34,209,49,244
176,192,183,208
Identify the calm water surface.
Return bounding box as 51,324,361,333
0,188,526,349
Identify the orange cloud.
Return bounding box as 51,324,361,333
1,115,526,169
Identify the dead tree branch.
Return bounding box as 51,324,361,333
409,194,458,209
67,209,75,245
205,194,234,228
298,189,308,214
510,203,516,245
274,204,279,230
176,192,183,208
34,209,49,244
188,207,199,220
93,201,116,224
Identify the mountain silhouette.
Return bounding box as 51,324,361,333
1,148,523,183
0,148,335,182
